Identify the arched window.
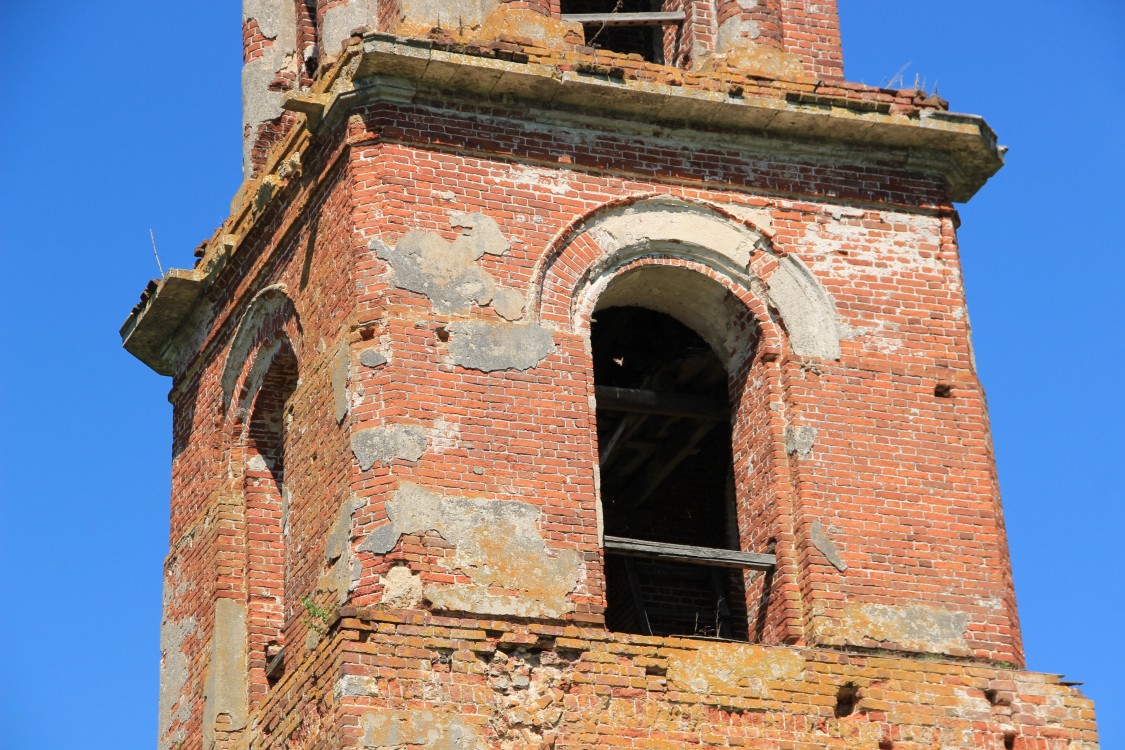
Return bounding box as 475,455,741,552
581,259,778,641
243,342,298,695
594,306,757,638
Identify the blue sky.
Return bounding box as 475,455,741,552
0,3,1120,748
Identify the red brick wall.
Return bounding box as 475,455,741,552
156,35,1085,749
780,0,844,79
252,611,1097,749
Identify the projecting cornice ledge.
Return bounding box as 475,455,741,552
119,269,205,376
352,35,1004,203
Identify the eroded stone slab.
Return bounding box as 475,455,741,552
809,520,847,572
202,599,249,748
331,340,350,423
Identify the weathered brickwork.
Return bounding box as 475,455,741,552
250,609,1095,750
125,2,1098,748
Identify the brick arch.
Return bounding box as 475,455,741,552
534,195,840,360
204,286,304,743
222,285,304,414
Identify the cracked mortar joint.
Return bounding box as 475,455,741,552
785,425,816,457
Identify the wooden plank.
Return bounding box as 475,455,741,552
562,11,686,26
595,385,727,421
604,535,775,571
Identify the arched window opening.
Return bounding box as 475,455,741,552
244,343,298,693
561,1,684,65
594,306,756,639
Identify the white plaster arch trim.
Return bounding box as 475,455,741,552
233,336,293,419
576,259,764,370
536,197,841,360
221,284,302,411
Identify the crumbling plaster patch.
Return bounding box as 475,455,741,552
720,203,773,234
666,642,805,699
447,320,555,372
450,211,510,258
375,231,496,312
359,483,581,618
322,496,366,605
491,287,526,321
362,708,486,750
242,0,298,172
350,424,427,470
157,613,195,750
372,212,525,319
380,565,423,609
320,0,374,59
784,425,816,457
202,599,249,749
813,602,971,656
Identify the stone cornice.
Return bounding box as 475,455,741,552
121,33,1004,378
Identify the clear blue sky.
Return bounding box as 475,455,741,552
1,3,1120,748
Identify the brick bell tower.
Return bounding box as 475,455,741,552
123,2,1099,748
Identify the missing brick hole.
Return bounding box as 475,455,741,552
644,663,668,677
934,383,953,398
435,326,450,342
984,688,999,705
878,741,893,750
1003,733,1016,750
834,683,859,717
